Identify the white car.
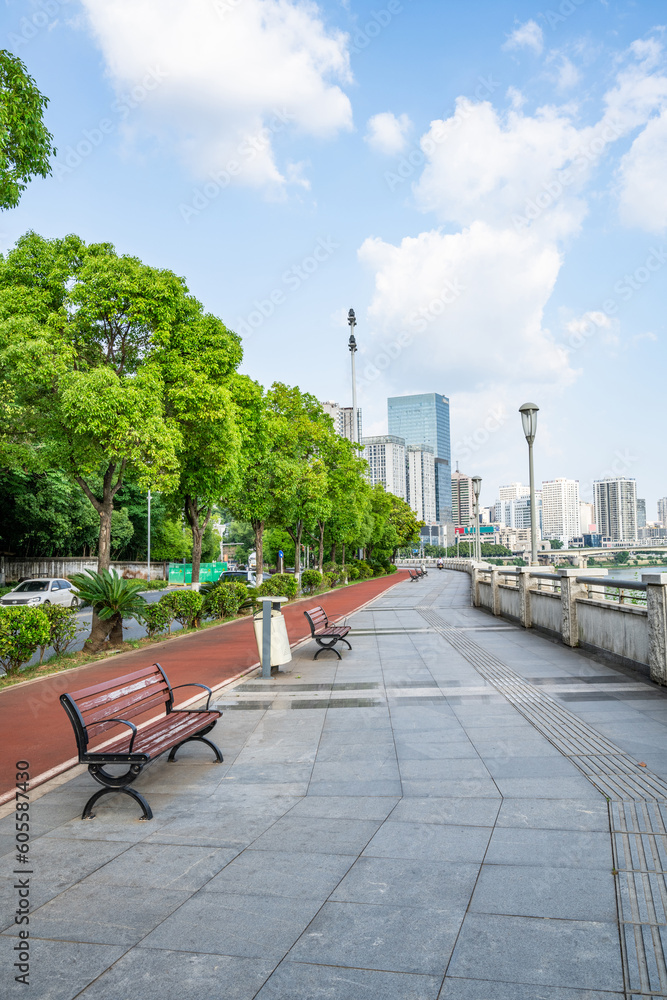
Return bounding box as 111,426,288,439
1,578,80,608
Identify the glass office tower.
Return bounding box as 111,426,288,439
388,393,452,522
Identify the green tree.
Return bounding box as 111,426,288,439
156,312,242,584
550,539,564,549
0,51,55,209
0,233,187,573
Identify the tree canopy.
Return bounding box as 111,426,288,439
0,50,55,209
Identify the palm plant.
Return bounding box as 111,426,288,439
70,570,147,652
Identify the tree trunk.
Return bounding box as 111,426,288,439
185,495,212,587
252,519,264,581
287,521,304,578
331,542,337,564
342,543,346,566
317,521,325,573
108,613,124,646
83,615,112,653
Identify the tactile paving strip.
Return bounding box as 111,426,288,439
419,604,667,999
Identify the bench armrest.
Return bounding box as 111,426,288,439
86,717,138,752
170,682,213,710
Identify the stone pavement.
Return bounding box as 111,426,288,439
3,568,667,998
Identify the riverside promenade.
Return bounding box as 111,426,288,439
3,568,667,998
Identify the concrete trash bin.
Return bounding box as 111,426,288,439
253,607,292,666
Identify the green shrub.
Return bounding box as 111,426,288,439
322,561,338,573
141,602,173,638
203,581,248,619
300,570,323,594
0,607,50,675
256,574,298,600
387,564,397,574
345,565,359,581
356,561,374,579
159,590,203,628
38,605,82,662
69,569,147,651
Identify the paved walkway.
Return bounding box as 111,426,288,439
0,573,405,799
3,569,667,998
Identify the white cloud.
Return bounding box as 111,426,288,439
618,108,667,231
358,222,573,394
503,20,544,56
80,0,353,190
365,112,411,155
556,57,582,91
356,36,667,456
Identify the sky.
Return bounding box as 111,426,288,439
2,0,667,517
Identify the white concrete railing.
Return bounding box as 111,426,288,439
440,560,667,686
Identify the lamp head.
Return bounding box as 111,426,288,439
519,402,539,445
348,333,357,352
348,308,356,327
472,475,482,499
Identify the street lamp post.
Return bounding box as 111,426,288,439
472,476,482,562
348,308,359,446
519,403,540,566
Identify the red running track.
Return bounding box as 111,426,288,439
0,572,407,800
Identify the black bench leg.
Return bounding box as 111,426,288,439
168,735,223,763
339,638,352,650
314,643,341,660
82,785,153,821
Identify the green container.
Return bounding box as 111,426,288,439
168,561,227,585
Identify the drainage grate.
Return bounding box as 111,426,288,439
419,606,667,999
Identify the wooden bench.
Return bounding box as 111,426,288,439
417,566,428,577
60,663,222,821
303,606,352,660
408,569,421,582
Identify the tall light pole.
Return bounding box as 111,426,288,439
519,403,539,566
472,476,482,562
348,308,359,446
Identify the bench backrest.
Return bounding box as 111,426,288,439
409,569,418,578
304,606,328,636
61,663,172,755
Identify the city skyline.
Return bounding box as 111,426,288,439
4,1,665,510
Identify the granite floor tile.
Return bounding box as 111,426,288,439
438,979,621,1000
76,947,274,1000
469,864,618,921
331,855,480,909
363,820,492,863
3,883,189,946
288,900,463,975
494,797,611,832
389,796,500,827
81,843,238,891
203,849,353,899
141,891,322,960
0,938,125,1000
250,815,383,855
287,795,399,821
255,961,441,999
485,826,613,869
447,912,623,991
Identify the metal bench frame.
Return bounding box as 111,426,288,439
60,662,222,821
303,606,352,660
409,569,421,582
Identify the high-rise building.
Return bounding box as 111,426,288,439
361,435,406,500
406,446,436,522
594,477,637,543
452,470,474,526
637,498,647,529
541,478,580,545
498,482,530,502
494,494,542,535
579,501,596,534
321,400,362,444
658,498,667,527
387,393,451,522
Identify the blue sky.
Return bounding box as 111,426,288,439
3,0,667,516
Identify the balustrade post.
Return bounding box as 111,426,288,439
491,567,501,616
518,567,533,628
558,568,607,647
644,574,667,685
